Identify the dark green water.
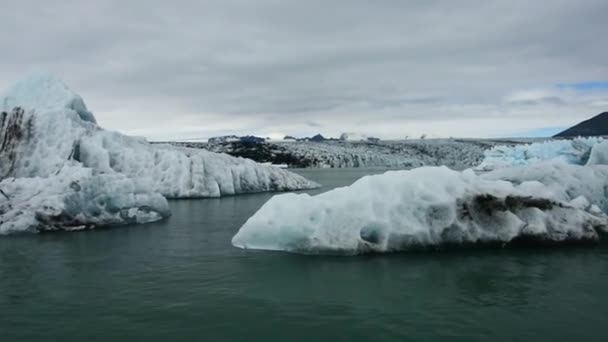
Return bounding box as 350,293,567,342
2,168,608,341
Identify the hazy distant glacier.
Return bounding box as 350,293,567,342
174,138,527,170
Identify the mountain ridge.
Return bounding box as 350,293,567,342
554,112,608,137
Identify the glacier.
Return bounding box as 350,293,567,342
179,138,508,170
232,162,608,255
0,72,318,234
476,137,608,171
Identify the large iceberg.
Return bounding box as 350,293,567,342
0,72,318,234
232,162,608,255
476,137,608,171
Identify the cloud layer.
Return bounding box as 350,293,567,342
1,0,608,140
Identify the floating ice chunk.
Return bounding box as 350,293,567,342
232,164,608,255
0,165,170,235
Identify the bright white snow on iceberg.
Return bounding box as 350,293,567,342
0,72,318,234
232,163,608,254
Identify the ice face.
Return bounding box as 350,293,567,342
586,140,608,166
0,72,318,234
483,160,608,212
75,131,319,198
0,165,170,235
476,138,604,171
232,163,608,255
0,72,318,197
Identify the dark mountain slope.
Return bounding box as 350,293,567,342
555,112,608,137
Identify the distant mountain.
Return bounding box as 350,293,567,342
554,112,608,137
207,135,240,144
309,134,327,142
208,135,266,144
295,134,335,142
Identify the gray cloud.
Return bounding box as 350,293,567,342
1,0,608,140
506,96,566,106
306,121,323,128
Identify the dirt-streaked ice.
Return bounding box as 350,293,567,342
232,162,608,254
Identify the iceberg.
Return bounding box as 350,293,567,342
0,165,170,235
586,140,608,166
483,160,608,211
0,72,318,234
476,137,607,171
232,162,608,255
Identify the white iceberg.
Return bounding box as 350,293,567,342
0,165,170,235
476,137,607,171
586,140,608,166
0,72,318,234
483,160,608,211
232,162,608,254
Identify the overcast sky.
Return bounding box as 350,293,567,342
2,0,608,140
